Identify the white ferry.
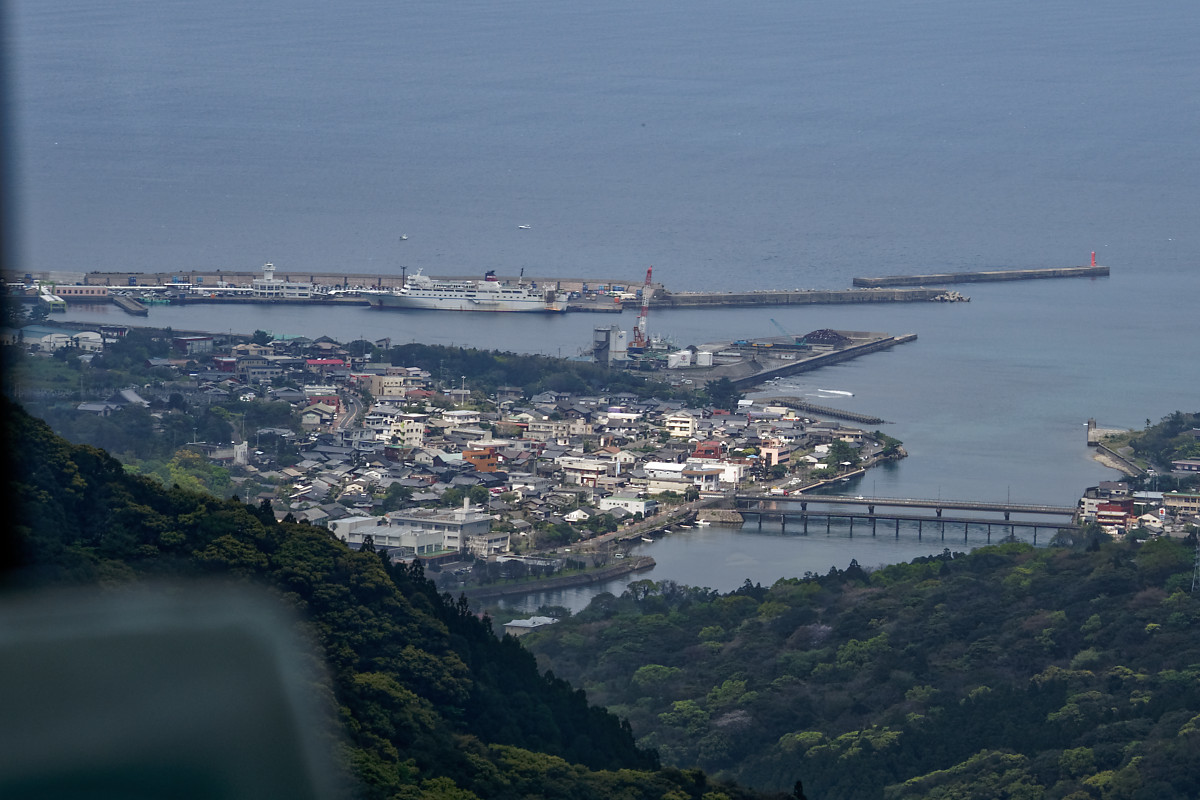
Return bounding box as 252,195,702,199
373,270,565,313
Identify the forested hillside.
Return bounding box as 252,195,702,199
0,399,780,800
525,540,1200,798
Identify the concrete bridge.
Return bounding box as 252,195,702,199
736,493,1078,519
733,494,1080,543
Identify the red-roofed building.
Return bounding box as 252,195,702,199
691,440,724,459
306,358,345,376
307,395,341,411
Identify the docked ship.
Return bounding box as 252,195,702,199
372,270,565,313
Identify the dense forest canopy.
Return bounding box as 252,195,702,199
525,538,1200,798
0,400,782,800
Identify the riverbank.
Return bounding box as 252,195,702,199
461,556,655,602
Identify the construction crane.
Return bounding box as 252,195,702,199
769,318,801,345
632,267,653,351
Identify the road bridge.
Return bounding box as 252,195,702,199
736,494,1078,520
737,506,1075,544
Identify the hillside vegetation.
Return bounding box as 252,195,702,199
1,399,779,800
525,539,1200,798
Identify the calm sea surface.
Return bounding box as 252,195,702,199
11,0,1199,597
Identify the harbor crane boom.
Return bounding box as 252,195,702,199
769,317,800,344
633,266,653,349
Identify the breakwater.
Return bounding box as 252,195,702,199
755,396,886,425
852,266,1109,288
728,333,918,389
650,287,946,307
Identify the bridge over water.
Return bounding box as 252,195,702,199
734,494,1080,543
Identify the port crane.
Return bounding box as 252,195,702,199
769,318,803,345
631,267,653,350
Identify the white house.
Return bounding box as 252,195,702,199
599,495,658,516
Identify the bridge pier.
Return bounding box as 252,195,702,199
896,518,901,538
964,521,969,541
871,515,877,536
803,514,808,534
826,516,831,535
986,524,991,543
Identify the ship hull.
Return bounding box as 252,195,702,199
373,292,565,313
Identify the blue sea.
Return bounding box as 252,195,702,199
10,0,1200,590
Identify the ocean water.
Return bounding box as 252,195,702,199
10,0,1199,589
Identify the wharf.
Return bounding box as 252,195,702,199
170,295,370,307
852,265,1108,288
650,287,946,307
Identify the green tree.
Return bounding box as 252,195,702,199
704,378,743,413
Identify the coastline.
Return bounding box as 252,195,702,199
460,556,656,602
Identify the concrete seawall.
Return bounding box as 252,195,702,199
651,288,946,307
461,556,655,602
756,396,886,425
852,266,1109,287
728,333,918,390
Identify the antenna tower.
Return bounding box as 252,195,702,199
1192,536,1199,593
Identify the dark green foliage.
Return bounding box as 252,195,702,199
702,377,743,413
1132,411,1200,467
384,342,681,399
2,400,783,800
525,539,1200,798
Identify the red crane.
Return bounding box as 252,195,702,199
632,267,653,350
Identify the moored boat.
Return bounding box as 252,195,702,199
372,270,565,312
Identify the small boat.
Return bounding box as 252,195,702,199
517,224,532,229
641,536,654,543
820,389,854,397
695,519,711,526
399,234,408,241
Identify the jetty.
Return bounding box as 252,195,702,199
755,396,886,425
650,287,948,307
112,296,149,316
724,333,918,389
852,265,1108,288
